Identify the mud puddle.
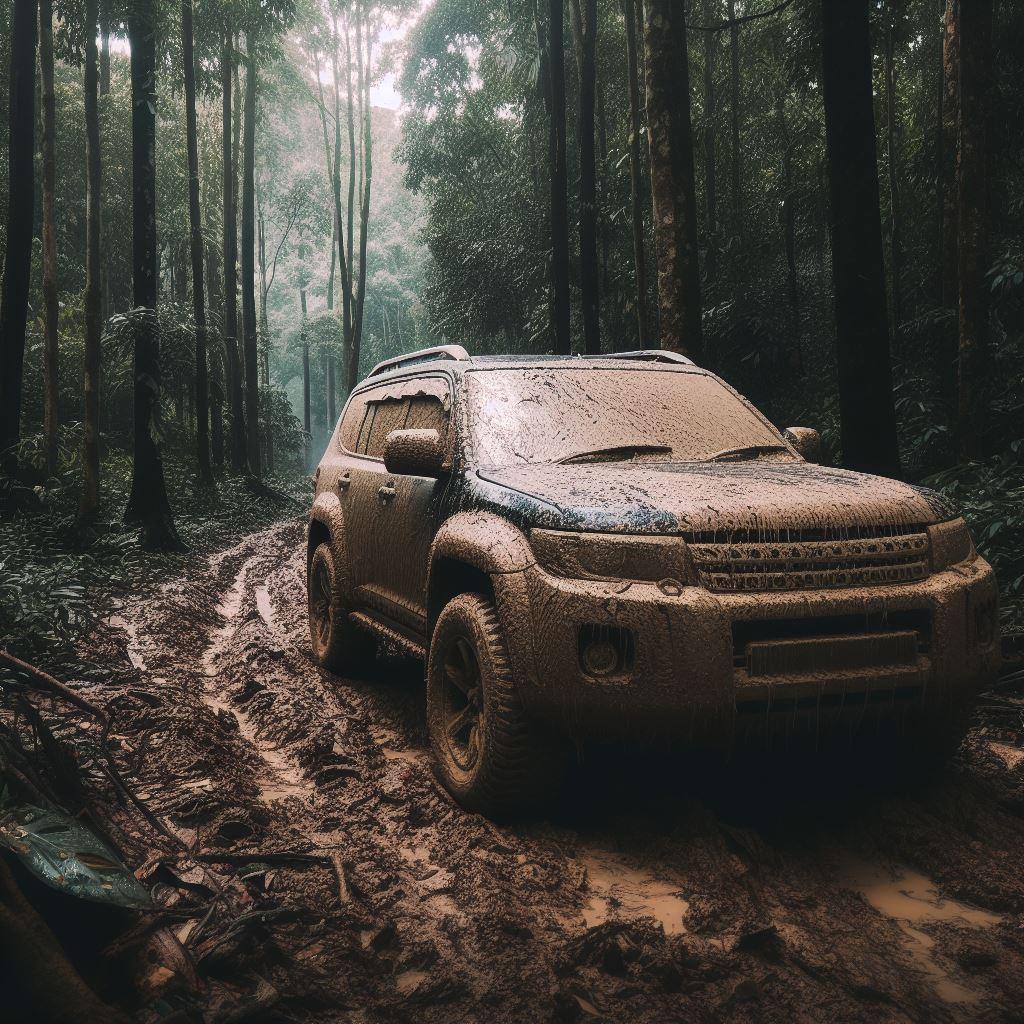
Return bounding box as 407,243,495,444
840,856,1002,1004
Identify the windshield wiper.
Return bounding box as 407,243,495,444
706,443,791,462
558,443,673,465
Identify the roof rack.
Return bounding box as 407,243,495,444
591,349,696,366
366,344,471,378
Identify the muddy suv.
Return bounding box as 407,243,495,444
307,346,999,814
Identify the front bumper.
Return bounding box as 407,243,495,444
491,556,1000,743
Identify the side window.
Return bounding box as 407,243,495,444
405,395,449,439
339,392,371,452
364,398,408,459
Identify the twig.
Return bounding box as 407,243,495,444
0,650,108,724
329,851,350,904
688,0,793,32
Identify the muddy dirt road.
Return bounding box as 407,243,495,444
85,519,1024,1023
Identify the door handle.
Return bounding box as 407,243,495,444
337,472,350,491
378,483,396,503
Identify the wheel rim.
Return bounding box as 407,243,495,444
310,558,333,650
440,634,483,772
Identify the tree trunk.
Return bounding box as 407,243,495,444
301,278,310,468
99,21,110,95
820,0,900,477
345,14,356,306
548,0,571,354
125,0,181,549
329,15,354,398
81,0,102,517
622,0,649,349
39,0,59,478
642,0,703,359
727,0,742,238
884,2,902,334
0,0,38,468
938,0,960,420
348,5,372,391
241,38,260,478
777,92,801,374
182,0,212,485
702,0,719,285
571,0,600,354
956,0,992,460
222,32,245,471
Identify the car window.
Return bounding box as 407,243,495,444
405,395,448,439
341,376,453,458
364,398,408,458
339,392,371,451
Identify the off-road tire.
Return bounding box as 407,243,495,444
427,592,563,817
308,542,376,673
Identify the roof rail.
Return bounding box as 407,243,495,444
591,349,696,366
366,344,471,379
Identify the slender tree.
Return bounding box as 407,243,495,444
956,0,993,459
820,0,899,477
0,0,39,469
622,0,649,348
125,0,181,548
571,0,600,354
39,0,59,478
702,0,719,284
938,0,960,419
241,35,260,477
222,30,246,470
548,0,571,354
182,0,213,484
642,0,703,359
81,0,102,518
727,0,742,237
884,0,903,332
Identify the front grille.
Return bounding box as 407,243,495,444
689,530,930,592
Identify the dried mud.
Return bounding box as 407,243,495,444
75,519,1024,1023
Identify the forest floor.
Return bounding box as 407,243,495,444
48,518,1024,1022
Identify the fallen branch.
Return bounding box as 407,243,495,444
329,851,350,904
0,650,109,724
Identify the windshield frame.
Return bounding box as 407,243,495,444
460,364,795,469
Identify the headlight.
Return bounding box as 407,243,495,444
530,529,693,584
928,518,977,571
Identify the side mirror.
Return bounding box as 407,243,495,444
383,428,446,477
783,427,822,463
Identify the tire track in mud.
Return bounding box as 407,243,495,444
100,519,1024,1023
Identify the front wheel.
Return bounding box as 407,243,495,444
427,592,563,817
308,542,376,673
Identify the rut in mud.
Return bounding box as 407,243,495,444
86,519,1024,1023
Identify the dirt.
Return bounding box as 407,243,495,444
67,518,1024,1023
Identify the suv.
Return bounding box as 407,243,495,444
307,346,999,814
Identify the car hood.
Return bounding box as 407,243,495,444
476,460,957,535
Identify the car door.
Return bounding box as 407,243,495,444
343,375,453,639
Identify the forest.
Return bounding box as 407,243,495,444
2,0,1024,1022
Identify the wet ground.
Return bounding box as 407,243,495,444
77,519,1024,1022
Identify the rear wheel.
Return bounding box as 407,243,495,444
427,592,562,817
308,542,376,673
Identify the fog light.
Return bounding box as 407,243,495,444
578,625,635,677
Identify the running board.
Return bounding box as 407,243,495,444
349,611,426,661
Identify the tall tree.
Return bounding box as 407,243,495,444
820,0,899,477
571,0,600,354
125,0,181,548
81,0,102,518
222,31,246,470
548,0,571,354
622,0,649,348
241,35,260,477
183,0,213,485
727,0,742,236
702,0,719,284
884,0,903,332
642,0,703,359
39,0,59,478
938,0,960,418
956,0,993,459
0,0,39,469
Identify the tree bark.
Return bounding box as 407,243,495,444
81,0,102,517
39,0,59,478
884,1,902,333
702,0,719,284
642,0,703,359
820,0,900,477
125,0,181,549
548,0,571,354
938,0,960,420
222,32,245,471
727,0,742,238
571,0,600,354
99,20,110,95
622,0,649,349
956,0,992,460
183,0,212,484
241,37,260,478
0,0,38,468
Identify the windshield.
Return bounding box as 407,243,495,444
464,367,789,468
